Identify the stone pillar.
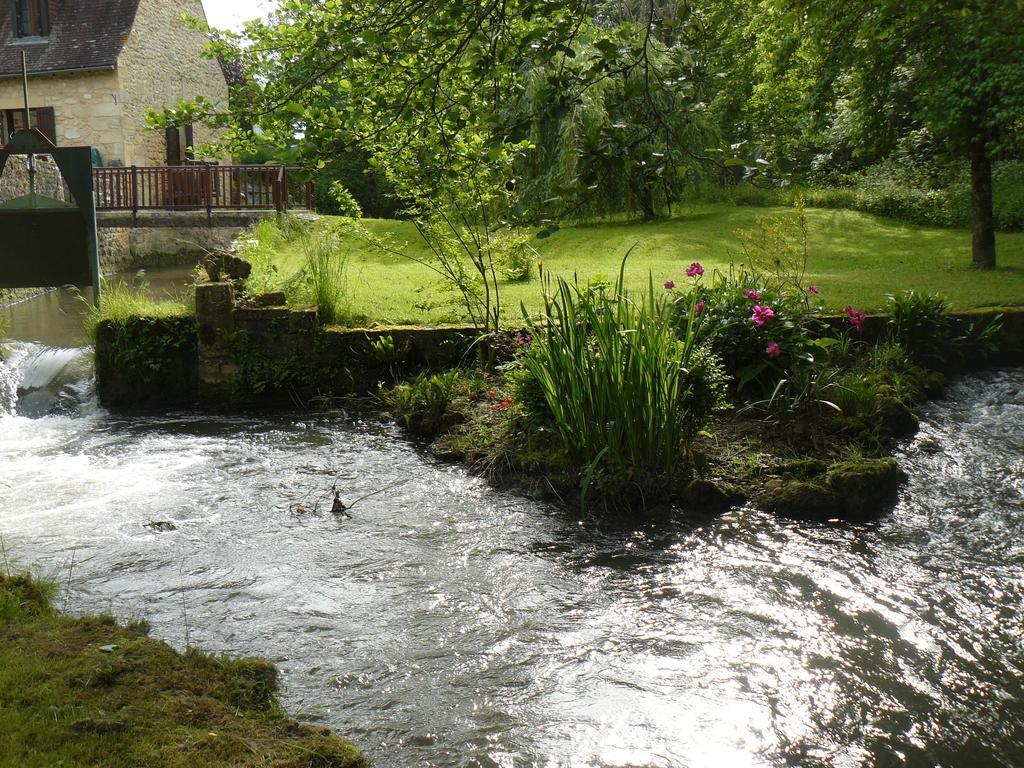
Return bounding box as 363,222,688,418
195,282,238,404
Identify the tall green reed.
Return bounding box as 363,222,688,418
522,259,702,485
298,227,349,325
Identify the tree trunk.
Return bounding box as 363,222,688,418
970,149,996,269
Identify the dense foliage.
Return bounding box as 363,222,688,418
159,0,1023,275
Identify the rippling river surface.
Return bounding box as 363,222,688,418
1,295,1023,767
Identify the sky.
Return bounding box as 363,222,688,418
200,0,277,31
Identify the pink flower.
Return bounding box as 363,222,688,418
845,305,867,332
744,289,762,302
685,262,705,278
664,280,676,290
765,341,781,358
694,300,705,314
751,305,775,326
807,285,820,295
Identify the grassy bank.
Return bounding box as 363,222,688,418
255,205,1024,326
0,573,365,768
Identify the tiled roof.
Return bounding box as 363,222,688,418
0,0,142,78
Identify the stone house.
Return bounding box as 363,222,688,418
0,0,227,166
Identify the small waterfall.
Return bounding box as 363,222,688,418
0,342,95,418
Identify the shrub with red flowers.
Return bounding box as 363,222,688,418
670,268,829,394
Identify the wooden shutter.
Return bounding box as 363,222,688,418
34,107,56,145
184,124,195,161
166,126,181,165
38,0,49,36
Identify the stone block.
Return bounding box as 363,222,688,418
288,309,319,333
195,282,235,335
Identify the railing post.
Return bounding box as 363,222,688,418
272,164,283,213
282,164,289,212
131,165,138,224
305,180,315,211
206,164,213,225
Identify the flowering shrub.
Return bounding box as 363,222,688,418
845,305,868,333
665,264,836,396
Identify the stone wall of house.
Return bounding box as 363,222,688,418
0,153,69,203
117,0,229,167
0,70,125,163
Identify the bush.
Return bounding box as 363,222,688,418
800,159,1024,232
313,148,403,219
493,232,537,283
670,253,824,395
385,370,462,437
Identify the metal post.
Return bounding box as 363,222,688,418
20,51,30,137
206,164,213,224
20,52,35,198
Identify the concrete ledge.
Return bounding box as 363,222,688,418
97,210,279,229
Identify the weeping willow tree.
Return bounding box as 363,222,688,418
511,25,720,222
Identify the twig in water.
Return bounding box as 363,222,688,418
62,547,77,613
178,560,191,650
0,532,9,575
344,476,411,509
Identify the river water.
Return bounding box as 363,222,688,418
1,288,1023,767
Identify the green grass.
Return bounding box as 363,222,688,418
0,572,366,768
86,279,194,341
262,205,1024,325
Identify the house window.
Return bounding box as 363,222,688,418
1,107,56,144
14,0,49,37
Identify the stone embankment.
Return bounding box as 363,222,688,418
96,281,476,408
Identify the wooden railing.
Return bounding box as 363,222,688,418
92,164,315,215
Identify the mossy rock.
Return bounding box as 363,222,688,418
775,458,829,478
921,370,947,399
826,458,907,517
759,478,840,518
682,479,745,511
876,397,920,439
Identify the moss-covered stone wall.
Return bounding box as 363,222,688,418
94,287,1024,411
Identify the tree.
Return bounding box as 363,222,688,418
156,1,730,329
782,0,1024,268
510,24,718,221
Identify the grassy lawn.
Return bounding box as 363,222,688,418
267,204,1024,325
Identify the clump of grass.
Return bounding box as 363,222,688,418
384,369,462,436
295,226,350,325
237,217,290,294
0,572,56,623
85,279,193,341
